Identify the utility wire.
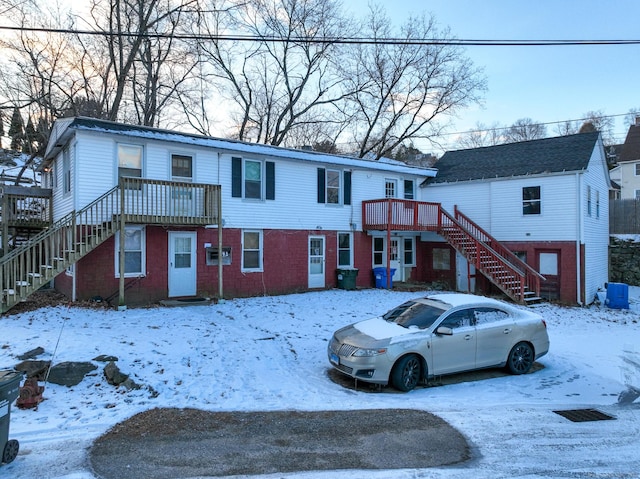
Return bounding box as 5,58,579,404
1,24,640,46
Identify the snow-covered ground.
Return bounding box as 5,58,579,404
1,287,640,479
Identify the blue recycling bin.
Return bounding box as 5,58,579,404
373,267,396,289
606,282,629,309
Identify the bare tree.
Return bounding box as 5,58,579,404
503,118,547,143
336,5,485,159
194,0,354,144
455,121,504,149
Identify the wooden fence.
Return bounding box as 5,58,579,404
610,199,640,234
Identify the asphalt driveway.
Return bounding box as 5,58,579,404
89,408,470,479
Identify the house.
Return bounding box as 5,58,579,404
419,131,611,305
0,117,440,310
0,119,610,312
608,118,640,199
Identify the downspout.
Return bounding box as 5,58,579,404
386,199,392,288
118,182,126,310
216,154,224,302
576,172,583,305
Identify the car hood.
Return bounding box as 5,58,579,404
352,317,415,341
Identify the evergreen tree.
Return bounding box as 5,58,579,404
24,116,37,154
8,107,24,151
0,111,4,149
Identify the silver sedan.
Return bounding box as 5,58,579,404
328,293,550,391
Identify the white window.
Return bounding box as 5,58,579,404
62,147,71,194
326,169,341,204
596,190,600,219
242,230,263,271
115,226,146,277
635,163,640,176
522,186,541,215
587,185,592,217
172,154,193,182
385,179,397,198
403,237,415,266
118,144,143,189
404,179,415,200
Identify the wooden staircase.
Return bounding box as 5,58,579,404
438,207,545,305
0,185,121,312
361,199,546,305
0,177,222,313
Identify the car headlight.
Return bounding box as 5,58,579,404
352,347,387,357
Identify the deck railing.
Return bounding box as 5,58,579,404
362,199,441,231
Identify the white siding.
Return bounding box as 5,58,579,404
581,143,610,302
421,175,580,242
221,154,428,230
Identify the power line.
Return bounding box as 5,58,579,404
1,24,640,46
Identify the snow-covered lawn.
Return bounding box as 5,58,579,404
2,288,640,479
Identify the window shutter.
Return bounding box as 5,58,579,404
232,157,242,198
317,168,325,203
266,161,275,200
343,170,351,205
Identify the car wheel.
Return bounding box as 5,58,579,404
507,342,534,374
391,355,421,392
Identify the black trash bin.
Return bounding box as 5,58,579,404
0,370,22,465
336,268,358,290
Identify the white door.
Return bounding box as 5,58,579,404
390,238,402,282
456,252,476,293
168,231,197,297
308,236,325,288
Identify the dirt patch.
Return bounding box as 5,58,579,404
89,408,470,479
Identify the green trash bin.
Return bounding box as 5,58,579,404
336,268,358,290
0,370,22,465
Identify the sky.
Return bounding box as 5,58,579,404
347,0,640,153
1,287,640,478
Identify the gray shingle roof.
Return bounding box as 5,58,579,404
428,131,601,184
619,125,640,163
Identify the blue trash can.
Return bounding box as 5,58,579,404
1,370,22,465
373,267,396,289
606,282,629,309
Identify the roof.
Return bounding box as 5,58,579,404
618,124,640,163
427,131,601,184
43,117,437,178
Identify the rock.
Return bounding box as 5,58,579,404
17,347,45,360
93,355,119,362
104,361,129,386
47,361,98,387
14,360,51,380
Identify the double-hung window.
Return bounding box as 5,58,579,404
115,226,146,277
232,157,275,200
522,186,541,215
62,147,71,194
242,230,263,271
338,232,353,267
118,144,143,189
587,185,592,216
172,154,193,182
317,168,351,205
404,180,415,199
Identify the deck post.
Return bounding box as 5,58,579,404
118,183,126,309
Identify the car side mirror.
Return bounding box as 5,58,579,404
435,326,453,336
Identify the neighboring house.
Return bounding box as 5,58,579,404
420,131,611,305
0,119,611,311
609,118,640,199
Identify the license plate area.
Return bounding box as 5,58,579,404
330,352,340,365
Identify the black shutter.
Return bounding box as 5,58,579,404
232,157,242,198
266,161,275,200
343,170,351,205
317,168,325,203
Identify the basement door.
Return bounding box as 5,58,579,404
308,236,326,289
168,231,197,297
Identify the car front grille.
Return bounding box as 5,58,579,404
338,343,359,357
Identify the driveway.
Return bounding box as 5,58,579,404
89,408,470,479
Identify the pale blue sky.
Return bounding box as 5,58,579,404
347,0,640,151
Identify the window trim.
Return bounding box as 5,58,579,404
317,168,351,205
587,185,592,217
171,153,193,182
62,146,71,195
326,168,341,204
232,157,275,201
403,237,416,267
241,229,263,272
115,225,146,278
385,178,398,198
522,185,541,216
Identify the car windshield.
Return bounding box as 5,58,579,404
383,300,448,329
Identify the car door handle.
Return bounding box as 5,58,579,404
503,328,512,334
464,334,473,340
